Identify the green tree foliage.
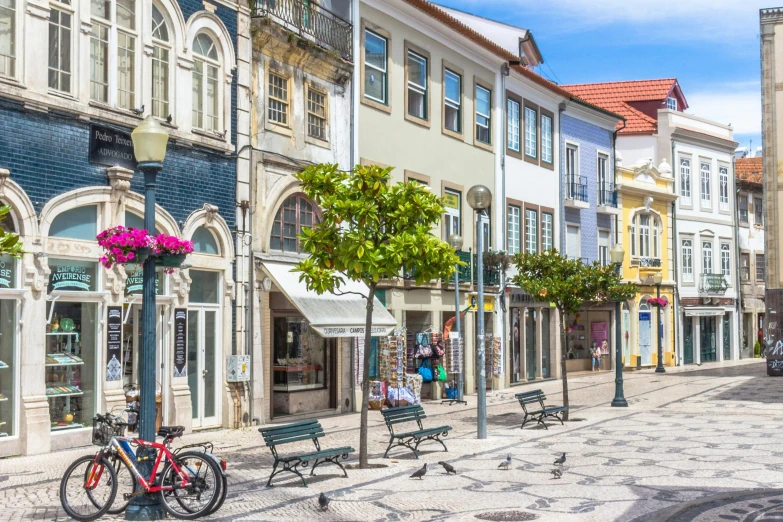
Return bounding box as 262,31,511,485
0,206,23,258
293,163,460,467
511,250,636,419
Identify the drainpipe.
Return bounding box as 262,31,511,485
733,155,743,358
671,141,681,366
558,102,566,254
349,0,359,412
501,63,508,385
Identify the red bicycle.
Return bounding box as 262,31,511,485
59,411,223,521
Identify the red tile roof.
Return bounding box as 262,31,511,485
736,157,762,185
564,79,682,134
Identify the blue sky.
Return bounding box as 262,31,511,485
435,0,765,154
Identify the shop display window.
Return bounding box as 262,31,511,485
45,301,98,431
0,300,17,437
189,270,219,304
48,259,97,293
273,317,326,392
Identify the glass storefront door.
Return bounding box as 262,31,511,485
510,308,521,383
723,314,731,361
541,308,551,378
525,308,537,381
188,269,221,428
639,306,652,366
700,317,717,362
0,300,17,437
684,317,693,364
122,304,168,407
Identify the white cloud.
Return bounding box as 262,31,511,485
686,83,761,135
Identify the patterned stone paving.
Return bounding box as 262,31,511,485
0,359,781,521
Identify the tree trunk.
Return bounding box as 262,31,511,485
359,283,376,469
559,307,570,421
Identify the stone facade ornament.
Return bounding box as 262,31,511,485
658,158,672,177
27,254,50,294
0,168,10,197
644,196,654,212
173,270,191,306
107,167,133,196
203,203,220,226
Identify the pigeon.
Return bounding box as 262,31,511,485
318,492,330,511
498,454,512,470
554,453,566,466
131,105,145,116
166,114,173,124
410,463,427,479
551,468,563,479
438,461,456,475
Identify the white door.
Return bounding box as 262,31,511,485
639,305,652,366
478,212,490,252
188,307,220,428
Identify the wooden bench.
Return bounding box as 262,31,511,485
381,404,452,459
515,389,568,430
258,419,354,487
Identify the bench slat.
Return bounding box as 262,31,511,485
259,420,321,435
381,404,423,415
263,432,325,447
297,446,355,461
385,412,426,424
392,426,451,439
383,410,426,421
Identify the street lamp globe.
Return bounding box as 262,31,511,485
609,243,625,265
653,272,663,285
467,185,492,210
448,233,463,250
131,115,169,164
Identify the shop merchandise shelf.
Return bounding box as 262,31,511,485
45,361,84,367
273,365,323,372
45,388,83,398
51,422,85,431
273,383,324,392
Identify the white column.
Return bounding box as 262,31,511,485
717,313,725,362
695,317,702,365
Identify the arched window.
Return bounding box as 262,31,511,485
151,5,171,119
270,194,319,253
50,205,98,241
0,0,16,79
192,33,220,132
192,226,219,255
90,0,138,109
630,212,662,263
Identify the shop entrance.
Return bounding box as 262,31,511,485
700,316,718,362
187,308,220,428
684,317,694,364
639,307,652,366
722,314,731,360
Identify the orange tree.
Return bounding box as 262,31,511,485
511,250,636,419
293,163,460,467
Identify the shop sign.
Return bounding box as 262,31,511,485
313,325,394,338
173,308,187,377
89,124,136,170
125,269,161,295
443,192,460,210
0,256,15,288
509,290,548,307
48,263,95,292
106,306,122,381
469,295,494,312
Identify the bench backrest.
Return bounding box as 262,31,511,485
381,404,426,434
258,420,324,456
515,390,546,412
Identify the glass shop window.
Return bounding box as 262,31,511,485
273,317,326,392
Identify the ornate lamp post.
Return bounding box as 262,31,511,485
610,243,628,407
653,271,665,373
447,233,467,405
466,185,491,440
126,116,168,520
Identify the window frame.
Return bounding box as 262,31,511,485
700,160,712,209
305,80,329,146
505,92,522,159
754,196,764,226
598,228,611,267
679,156,692,207
442,182,463,243
702,240,713,274
265,67,291,136
0,0,17,80
48,2,74,94
630,211,663,263
360,21,391,113
403,41,430,127
523,100,539,164
565,224,580,260
666,96,677,110
473,77,493,151
151,3,171,121
738,193,749,225
506,200,522,255
681,238,694,283
442,61,463,139
740,252,750,282
720,241,731,282
269,193,320,254
756,253,766,282
541,210,554,251
597,152,608,202
540,108,554,169
524,204,539,254
718,164,730,213
192,32,222,134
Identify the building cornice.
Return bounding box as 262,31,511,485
671,127,739,153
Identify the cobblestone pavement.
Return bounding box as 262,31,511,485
1,359,782,522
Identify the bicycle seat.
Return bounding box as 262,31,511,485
157,426,185,440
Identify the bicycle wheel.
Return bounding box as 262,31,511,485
158,451,221,519
106,455,135,514
60,455,118,522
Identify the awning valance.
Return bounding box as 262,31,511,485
683,307,726,317
260,260,397,338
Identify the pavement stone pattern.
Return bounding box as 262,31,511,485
0,359,781,521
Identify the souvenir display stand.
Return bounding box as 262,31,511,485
441,334,466,405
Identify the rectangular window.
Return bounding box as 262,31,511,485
524,106,537,158
738,194,749,224
117,32,135,110
630,219,636,257
721,243,731,278
754,197,763,226
566,144,578,198
756,254,765,281
151,45,169,118
598,229,610,266
406,49,427,120
307,87,327,140
90,23,109,103
566,225,580,259
701,162,711,204
475,84,491,145
0,0,15,77
205,62,218,132
667,97,677,110
702,241,713,273
507,98,520,152
680,158,691,204
597,154,608,203
507,205,520,254
541,114,553,164
682,239,693,282
444,189,461,242
444,69,461,133
639,215,650,257
364,29,387,104
741,253,750,281
268,72,289,127
719,166,729,211
525,208,538,254
542,213,553,251
48,8,72,92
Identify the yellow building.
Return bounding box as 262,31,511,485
616,160,678,368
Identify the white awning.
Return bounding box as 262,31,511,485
683,307,726,317
260,260,397,338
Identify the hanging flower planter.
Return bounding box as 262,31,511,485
98,227,193,273
647,297,669,308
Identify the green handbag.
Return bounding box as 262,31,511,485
437,364,447,382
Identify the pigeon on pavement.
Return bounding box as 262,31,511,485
550,468,563,479
318,492,330,511
498,454,512,470
410,463,427,479
438,461,457,475
554,453,566,466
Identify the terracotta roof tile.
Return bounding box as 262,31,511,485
736,157,762,185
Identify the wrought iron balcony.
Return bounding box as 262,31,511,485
565,175,588,208
442,250,472,284
252,0,353,61
638,257,662,268
700,273,728,294
473,254,501,287
598,183,618,208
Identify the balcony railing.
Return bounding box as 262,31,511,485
638,257,662,268
473,254,501,286
700,273,729,294
442,250,472,284
598,183,618,207
252,0,353,61
566,175,588,202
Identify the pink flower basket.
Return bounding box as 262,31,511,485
98,227,193,272
647,297,669,308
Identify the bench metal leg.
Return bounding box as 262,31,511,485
383,437,419,459
520,413,530,430
414,433,448,454
308,455,349,478
537,415,548,430
267,460,307,488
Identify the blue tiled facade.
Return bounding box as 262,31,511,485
560,114,615,263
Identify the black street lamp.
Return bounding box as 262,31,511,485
609,243,627,407
654,271,665,373
126,116,168,521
